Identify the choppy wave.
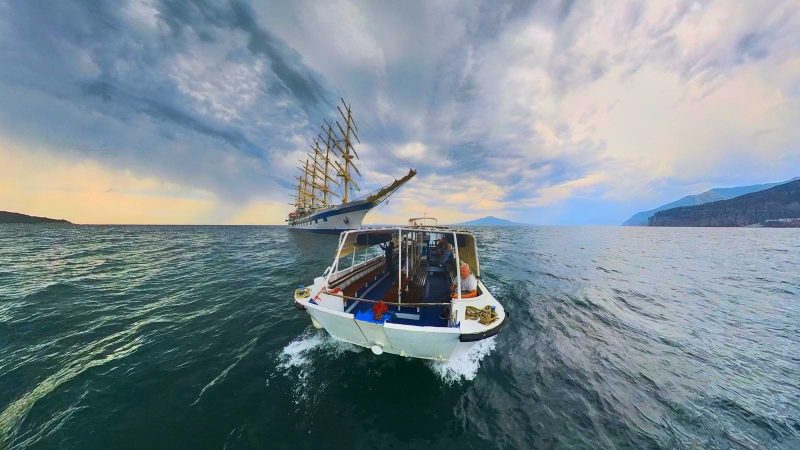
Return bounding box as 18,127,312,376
428,338,496,384
1,225,799,449
276,328,496,386
1,333,143,447
277,328,361,371
273,328,362,406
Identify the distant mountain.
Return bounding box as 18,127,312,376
648,179,800,227
454,216,524,226
623,178,799,226
0,211,72,224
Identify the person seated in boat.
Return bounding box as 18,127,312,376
438,242,454,268
379,240,395,273
451,262,478,298
434,238,447,259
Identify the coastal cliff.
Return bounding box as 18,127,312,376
623,178,797,226
648,180,800,227
0,211,72,224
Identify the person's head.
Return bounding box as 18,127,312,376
459,262,471,279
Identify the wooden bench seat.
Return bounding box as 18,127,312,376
329,256,385,294
342,265,386,297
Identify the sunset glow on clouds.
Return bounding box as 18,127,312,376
1,1,799,224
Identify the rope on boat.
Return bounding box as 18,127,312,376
465,305,499,325
294,287,311,300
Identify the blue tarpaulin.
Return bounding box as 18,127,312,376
355,308,393,324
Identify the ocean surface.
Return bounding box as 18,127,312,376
1,225,798,449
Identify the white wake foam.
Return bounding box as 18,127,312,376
273,328,360,404
428,337,497,384
277,329,495,388
277,328,359,370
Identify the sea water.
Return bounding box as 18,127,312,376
1,225,798,449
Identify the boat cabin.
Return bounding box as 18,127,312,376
320,227,482,328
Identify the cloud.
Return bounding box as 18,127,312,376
0,0,332,203
366,173,512,225
394,142,425,160
0,139,289,224
528,172,610,207
1,0,799,225
0,140,215,224
413,0,800,222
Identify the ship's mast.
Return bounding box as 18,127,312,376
296,159,314,209
306,140,339,208
293,175,304,209
310,141,324,207
322,122,340,204
319,131,335,206
332,98,361,204
292,98,365,213
293,177,303,208
307,158,318,208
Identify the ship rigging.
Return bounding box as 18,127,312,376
287,99,416,232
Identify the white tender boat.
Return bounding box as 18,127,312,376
293,224,507,361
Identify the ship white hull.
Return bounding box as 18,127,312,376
288,200,373,233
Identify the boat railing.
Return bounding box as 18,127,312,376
328,255,384,289
320,289,452,307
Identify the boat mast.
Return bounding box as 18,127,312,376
322,123,335,205
291,98,370,213
307,158,319,208
313,139,328,207
319,130,335,206
332,98,361,204
292,177,303,209
297,159,313,209
294,175,305,209
307,140,338,208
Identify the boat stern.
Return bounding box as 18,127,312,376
453,281,508,342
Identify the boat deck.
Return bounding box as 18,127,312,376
343,263,452,328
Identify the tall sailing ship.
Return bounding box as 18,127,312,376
287,99,416,232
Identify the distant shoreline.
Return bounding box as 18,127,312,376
2,210,798,228
0,211,71,224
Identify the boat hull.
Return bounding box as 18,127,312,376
295,279,506,361
304,302,478,360
288,201,373,232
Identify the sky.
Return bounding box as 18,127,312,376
1,0,799,225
